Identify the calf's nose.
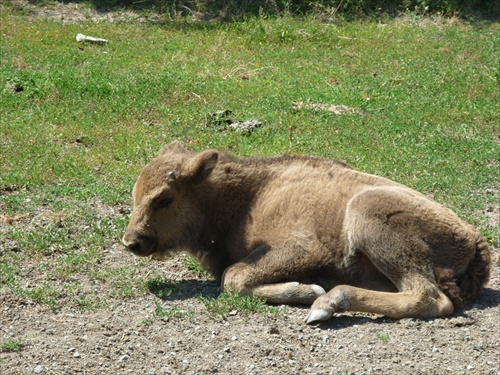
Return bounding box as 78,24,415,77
123,239,140,254
122,229,139,251
122,229,152,255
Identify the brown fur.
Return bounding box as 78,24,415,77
122,141,491,323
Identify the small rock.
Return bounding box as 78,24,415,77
447,316,475,327
119,355,129,361
268,326,280,335
34,365,44,374
228,119,262,133
73,351,80,358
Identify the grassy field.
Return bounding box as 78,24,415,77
0,4,499,319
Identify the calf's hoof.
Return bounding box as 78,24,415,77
304,308,333,324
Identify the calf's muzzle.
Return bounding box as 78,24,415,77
122,229,156,257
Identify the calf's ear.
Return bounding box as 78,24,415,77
159,141,190,156
185,150,219,184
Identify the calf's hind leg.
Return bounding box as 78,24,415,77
306,279,454,323
306,188,455,324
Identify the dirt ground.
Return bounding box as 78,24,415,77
1,247,499,375
1,2,499,374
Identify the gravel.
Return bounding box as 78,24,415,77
1,248,499,375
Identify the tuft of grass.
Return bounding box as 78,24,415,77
182,254,208,278
0,337,24,353
146,277,181,299
153,300,195,319
198,289,284,320
107,269,148,299
142,300,195,325
375,331,390,343
73,294,108,311
21,284,59,311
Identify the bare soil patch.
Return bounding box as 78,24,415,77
1,248,499,375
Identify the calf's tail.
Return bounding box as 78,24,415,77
437,232,491,309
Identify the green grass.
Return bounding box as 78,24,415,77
0,4,498,314
0,337,24,353
375,331,390,343
146,277,184,299
182,254,209,277
152,300,195,320
198,289,284,320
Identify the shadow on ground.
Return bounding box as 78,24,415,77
147,279,220,300
23,0,500,22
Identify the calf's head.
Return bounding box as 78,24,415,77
122,141,218,258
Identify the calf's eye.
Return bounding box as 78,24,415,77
156,197,173,210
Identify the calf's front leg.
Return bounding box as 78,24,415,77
222,261,325,305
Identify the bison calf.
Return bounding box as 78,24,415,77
122,141,491,324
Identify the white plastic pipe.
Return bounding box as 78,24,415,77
76,33,108,44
